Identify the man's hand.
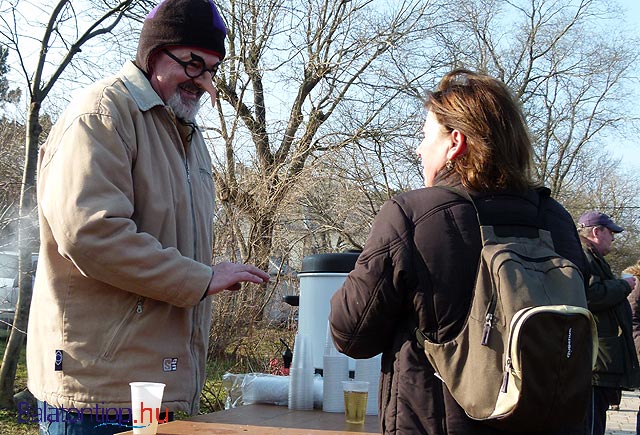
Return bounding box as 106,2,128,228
207,261,270,295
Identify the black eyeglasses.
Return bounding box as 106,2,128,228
163,49,221,81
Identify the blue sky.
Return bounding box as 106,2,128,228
620,0,640,28
611,0,640,171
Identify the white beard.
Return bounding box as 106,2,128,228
166,92,200,122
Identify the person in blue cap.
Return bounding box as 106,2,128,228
578,211,640,435
26,1,269,434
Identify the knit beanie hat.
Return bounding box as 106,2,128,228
136,0,227,73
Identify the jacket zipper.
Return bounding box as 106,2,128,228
183,141,201,415
136,299,144,313
184,158,198,258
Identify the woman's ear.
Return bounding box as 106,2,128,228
447,129,467,160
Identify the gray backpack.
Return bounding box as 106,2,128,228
416,189,597,431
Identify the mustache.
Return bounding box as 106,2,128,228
179,82,204,95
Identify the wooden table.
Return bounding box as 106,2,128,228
116,403,380,434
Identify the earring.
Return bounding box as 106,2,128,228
445,159,454,171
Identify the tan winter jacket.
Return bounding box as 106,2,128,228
27,61,215,414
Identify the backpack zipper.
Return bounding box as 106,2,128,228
481,246,506,346
480,246,538,346
501,357,512,392
500,307,533,393
481,295,497,345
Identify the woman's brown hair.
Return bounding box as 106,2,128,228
426,69,535,192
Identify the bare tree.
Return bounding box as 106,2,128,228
291,0,640,274
558,150,640,273
0,47,22,236
0,46,20,107
0,0,150,408
0,116,52,251
419,0,640,274
294,137,420,254
431,0,639,196
200,0,442,329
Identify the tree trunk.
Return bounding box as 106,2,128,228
0,101,41,409
250,214,276,322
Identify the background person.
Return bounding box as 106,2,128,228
26,1,269,434
329,69,589,435
577,211,640,435
621,260,640,435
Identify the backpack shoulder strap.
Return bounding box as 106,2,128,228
533,187,551,229
415,186,480,348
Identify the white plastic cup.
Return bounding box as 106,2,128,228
288,334,314,410
130,382,166,435
355,355,381,415
324,320,339,357
342,380,369,424
323,355,349,412
323,323,349,413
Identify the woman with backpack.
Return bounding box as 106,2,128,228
328,69,591,435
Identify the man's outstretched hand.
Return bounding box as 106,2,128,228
207,261,270,295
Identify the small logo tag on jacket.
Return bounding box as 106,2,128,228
163,358,178,372
54,350,63,371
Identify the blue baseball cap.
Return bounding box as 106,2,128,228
578,211,624,233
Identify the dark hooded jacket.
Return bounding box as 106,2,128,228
329,178,589,435
582,242,640,388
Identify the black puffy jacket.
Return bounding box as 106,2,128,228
329,182,588,435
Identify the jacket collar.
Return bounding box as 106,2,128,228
119,61,165,112
433,166,460,188
433,168,547,204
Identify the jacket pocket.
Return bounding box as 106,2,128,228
101,297,144,360
595,336,625,374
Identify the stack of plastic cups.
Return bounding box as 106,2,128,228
355,354,382,415
288,333,315,410
322,323,349,412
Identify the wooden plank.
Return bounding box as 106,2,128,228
120,420,374,435
116,404,379,434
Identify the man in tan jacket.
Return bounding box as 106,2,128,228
25,1,269,434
